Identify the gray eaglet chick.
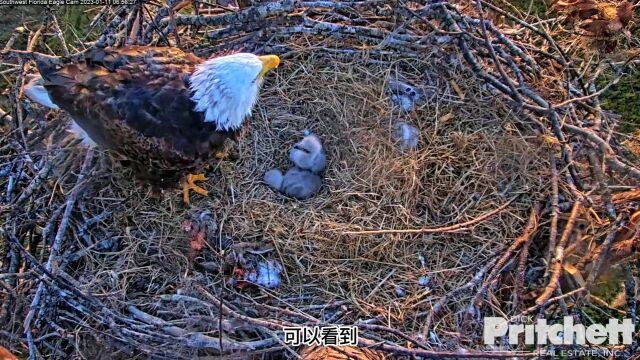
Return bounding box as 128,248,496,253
264,167,322,200
264,131,326,200
288,132,327,173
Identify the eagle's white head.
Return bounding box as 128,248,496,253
189,53,280,131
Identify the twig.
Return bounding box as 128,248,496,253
536,201,582,305
164,1,295,27
12,151,66,206
358,337,542,358
421,256,498,338
475,0,522,104
553,72,623,109
23,150,93,360
128,306,277,351
3,26,25,52
586,150,615,219
12,25,43,151
546,151,560,269
0,49,84,66
341,198,516,235
585,214,627,287
624,265,637,331
564,124,640,180
519,287,586,318
49,12,70,57
462,205,539,330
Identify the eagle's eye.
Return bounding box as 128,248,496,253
293,145,310,154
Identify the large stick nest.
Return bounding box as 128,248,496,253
1,1,639,359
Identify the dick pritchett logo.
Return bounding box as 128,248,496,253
484,316,634,346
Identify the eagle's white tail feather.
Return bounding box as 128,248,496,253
23,76,59,109
67,120,97,148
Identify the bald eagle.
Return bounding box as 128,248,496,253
28,46,279,202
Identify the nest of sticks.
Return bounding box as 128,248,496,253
1,0,639,358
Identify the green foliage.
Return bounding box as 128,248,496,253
0,7,44,46
46,6,94,52
592,268,624,304
509,0,550,17
600,71,640,133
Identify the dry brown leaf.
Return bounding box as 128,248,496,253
439,112,454,124
607,19,624,32
0,346,18,360
582,18,608,33
617,0,634,25
449,80,465,99
554,0,634,36
623,130,640,158
614,210,640,243
564,263,586,287
609,239,637,260
583,17,624,34
552,0,598,19
552,0,597,10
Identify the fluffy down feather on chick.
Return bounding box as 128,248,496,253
288,132,327,174
264,131,326,200
264,167,322,200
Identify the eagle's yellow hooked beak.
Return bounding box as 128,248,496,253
258,55,280,78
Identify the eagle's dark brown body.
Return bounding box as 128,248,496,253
37,46,239,188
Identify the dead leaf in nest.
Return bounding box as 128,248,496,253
617,1,634,26
449,80,465,99
610,238,637,260
564,263,586,287
0,346,18,360
553,0,634,36
582,18,623,34
439,112,454,124
610,189,640,204
552,0,599,19
623,130,640,158
300,345,387,360
614,210,640,243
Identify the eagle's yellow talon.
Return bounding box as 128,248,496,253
214,151,227,159
188,173,207,183
182,173,209,203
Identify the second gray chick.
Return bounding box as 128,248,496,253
264,167,322,200
264,132,326,200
